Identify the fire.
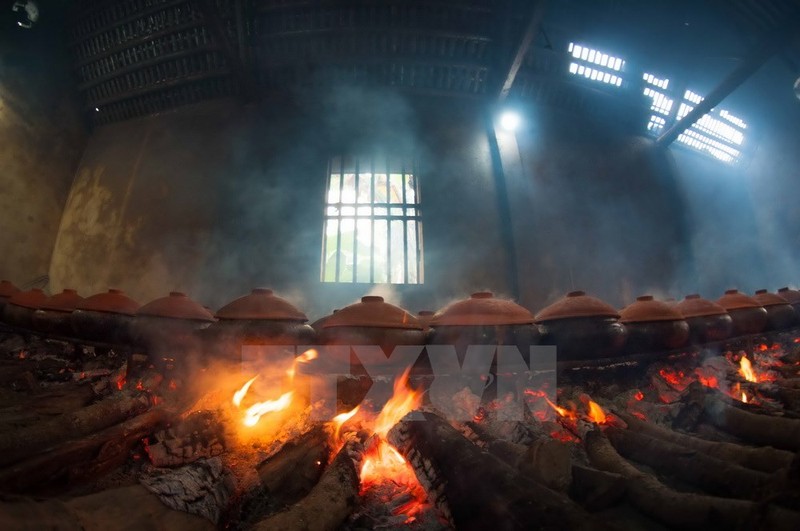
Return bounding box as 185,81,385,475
545,397,577,419
741,391,748,403
287,349,318,380
739,356,757,383
242,391,294,427
586,400,607,424
659,368,687,389
331,406,359,442
634,391,644,401
232,375,258,407
352,369,429,523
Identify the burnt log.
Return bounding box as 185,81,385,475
256,425,330,505
570,465,627,511
389,412,604,530
584,426,800,530
0,383,97,428
616,411,794,473
0,390,151,467
704,391,800,451
251,441,362,531
0,408,167,493
604,425,778,499
0,484,215,531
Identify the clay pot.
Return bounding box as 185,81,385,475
133,292,215,370
753,289,797,331
3,288,47,330
317,295,424,407
620,296,689,353
31,289,84,337
534,291,628,361
428,292,540,363
674,294,733,343
71,289,140,344
205,288,315,364
716,289,768,336
318,296,425,364
777,287,800,314
310,309,338,334
0,280,20,316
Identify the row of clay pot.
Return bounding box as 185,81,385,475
1,279,799,363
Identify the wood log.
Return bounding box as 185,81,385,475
0,408,168,493
389,412,605,530
140,457,235,525
251,441,362,531
466,420,572,492
755,383,800,412
0,391,151,467
704,390,800,451
583,426,800,530
615,411,795,473
0,484,215,531
256,425,330,505
0,384,97,429
604,425,777,499
569,465,627,511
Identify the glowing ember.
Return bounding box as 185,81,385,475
659,368,687,388
696,372,719,388
232,375,258,407
634,391,644,401
242,391,293,427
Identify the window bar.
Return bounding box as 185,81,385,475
415,158,423,282
335,156,345,282
353,157,360,283
401,158,409,284
321,157,332,281
386,155,392,283
370,155,376,284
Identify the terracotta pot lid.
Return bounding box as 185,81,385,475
620,295,684,323
8,288,47,309
138,291,215,321
76,289,140,315
675,294,728,318
753,289,790,307
430,292,534,326
777,287,800,305
534,291,619,322
716,289,762,310
40,289,84,312
215,288,307,321
0,280,20,299
323,296,422,329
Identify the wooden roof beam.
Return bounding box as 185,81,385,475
497,0,549,102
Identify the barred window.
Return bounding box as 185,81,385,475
321,156,423,284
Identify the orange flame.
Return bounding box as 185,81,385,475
544,397,577,419
741,391,748,403
331,406,359,442
739,356,757,383
287,349,319,379
355,369,428,523
232,375,258,407
242,391,294,427
586,400,607,424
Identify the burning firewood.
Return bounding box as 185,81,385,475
250,440,362,531
0,408,168,493
389,411,603,530
615,410,795,473
703,389,800,451
0,390,151,468
583,425,800,530
255,424,330,505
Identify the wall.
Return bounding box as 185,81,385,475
0,4,86,288
49,59,800,319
